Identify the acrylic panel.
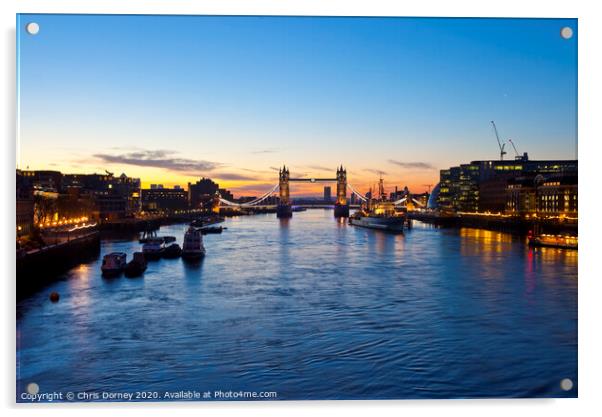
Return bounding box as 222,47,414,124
16,14,578,402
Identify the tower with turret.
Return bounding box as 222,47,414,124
277,165,292,218
334,165,350,218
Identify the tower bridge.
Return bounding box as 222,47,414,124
276,165,349,218
217,165,424,218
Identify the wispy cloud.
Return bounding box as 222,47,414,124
240,167,271,174
212,172,257,181
250,148,280,154
94,150,221,172
363,168,388,176
230,183,277,193
306,165,333,172
388,160,435,170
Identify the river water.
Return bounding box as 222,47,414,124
16,209,577,400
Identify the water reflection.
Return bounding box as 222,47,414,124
16,210,577,400
533,246,578,268
459,227,514,253
182,257,204,270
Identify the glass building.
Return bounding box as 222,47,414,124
437,159,577,213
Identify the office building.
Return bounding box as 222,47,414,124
142,187,188,212
324,186,331,202
437,159,577,213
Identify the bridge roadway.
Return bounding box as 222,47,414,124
288,178,337,183
234,204,362,209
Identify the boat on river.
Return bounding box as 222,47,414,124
124,252,147,277
529,234,577,249
349,178,406,233
200,226,226,234
163,243,183,258
101,252,127,277
142,237,165,259
182,226,206,260
139,234,176,244
190,215,224,228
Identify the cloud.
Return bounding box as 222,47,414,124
250,148,280,154
363,168,388,176
212,172,257,181
231,183,276,192
94,150,221,173
306,165,333,172
240,168,271,174
269,166,281,171
388,160,435,170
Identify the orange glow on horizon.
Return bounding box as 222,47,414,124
23,162,437,199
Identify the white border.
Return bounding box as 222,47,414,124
2,1,600,417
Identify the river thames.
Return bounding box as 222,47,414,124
16,209,577,400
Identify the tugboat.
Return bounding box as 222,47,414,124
191,215,224,228
124,252,148,277
163,243,183,258
349,178,406,233
101,252,127,277
182,226,206,260
200,225,226,235
142,237,165,260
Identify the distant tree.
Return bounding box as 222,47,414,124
33,194,56,225
56,194,94,219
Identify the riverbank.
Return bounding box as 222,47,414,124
100,209,276,233
408,212,577,236
17,214,229,296
16,231,100,299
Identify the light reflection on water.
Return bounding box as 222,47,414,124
16,209,577,400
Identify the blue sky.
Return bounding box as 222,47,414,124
17,15,577,195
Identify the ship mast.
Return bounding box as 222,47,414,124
378,175,386,201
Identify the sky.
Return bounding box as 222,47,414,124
17,15,577,197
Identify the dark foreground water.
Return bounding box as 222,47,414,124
17,209,577,401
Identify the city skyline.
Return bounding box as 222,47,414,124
17,15,577,196
15,15,579,402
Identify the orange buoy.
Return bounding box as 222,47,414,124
49,292,60,302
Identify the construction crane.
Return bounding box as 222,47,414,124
490,120,507,161
508,139,519,158
508,138,529,161
422,184,433,193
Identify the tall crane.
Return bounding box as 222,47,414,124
508,139,519,158
490,120,507,161
508,138,530,161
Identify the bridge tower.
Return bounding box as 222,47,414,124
277,165,292,218
212,191,221,214
334,165,350,218
405,192,415,212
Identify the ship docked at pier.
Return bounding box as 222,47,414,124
349,178,407,232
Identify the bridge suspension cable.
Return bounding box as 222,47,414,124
392,196,407,205
346,183,368,202
218,180,423,208
411,198,425,207
219,183,280,207
239,183,280,206
391,196,425,207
